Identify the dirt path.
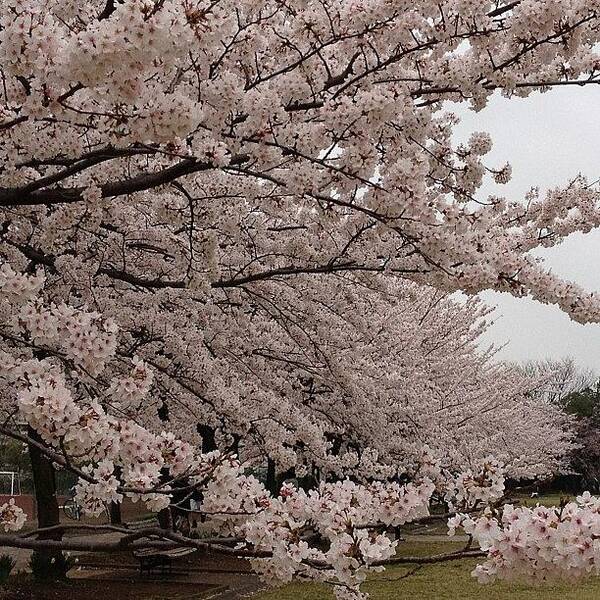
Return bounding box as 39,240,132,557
75,542,264,599
0,531,127,573
0,546,31,572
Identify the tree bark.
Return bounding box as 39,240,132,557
197,424,217,452
157,507,173,530
266,458,277,495
109,466,122,524
27,426,66,579
108,501,122,525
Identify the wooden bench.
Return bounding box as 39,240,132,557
133,547,197,575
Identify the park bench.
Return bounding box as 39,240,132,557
133,547,197,575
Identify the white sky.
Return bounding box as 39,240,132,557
451,86,600,371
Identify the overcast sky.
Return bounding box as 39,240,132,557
451,86,600,372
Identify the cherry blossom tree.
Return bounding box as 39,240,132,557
0,265,492,597
3,0,600,321
2,0,600,597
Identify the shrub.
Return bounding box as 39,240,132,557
28,551,74,581
0,553,16,583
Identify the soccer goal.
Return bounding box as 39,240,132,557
0,471,21,496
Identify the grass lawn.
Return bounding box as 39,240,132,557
515,491,574,508
253,541,600,600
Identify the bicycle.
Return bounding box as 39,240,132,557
60,497,82,521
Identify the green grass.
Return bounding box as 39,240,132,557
253,541,600,600
514,491,573,508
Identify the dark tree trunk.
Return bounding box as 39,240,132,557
109,501,122,525
157,506,172,529
27,426,67,580
297,470,317,492
109,466,122,524
28,427,60,529
197,424,217,452
266,458,277,495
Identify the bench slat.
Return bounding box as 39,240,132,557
163,548,196,557
134,547,197,558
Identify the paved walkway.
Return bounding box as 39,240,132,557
74,537,264,599
0,531,126,573
72,567,262,599
0,526,264,598
0,545,31,572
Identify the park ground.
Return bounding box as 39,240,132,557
254,539,600,600
2,492,599,600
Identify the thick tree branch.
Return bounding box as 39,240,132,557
373,549,486,566
0,155,248,208
0,526,485,567
98,0,116,20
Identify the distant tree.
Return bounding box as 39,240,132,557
562,383,600,419
520,358,596,406
558,382,600,491
571,421,600,492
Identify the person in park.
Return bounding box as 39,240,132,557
3,0,600,597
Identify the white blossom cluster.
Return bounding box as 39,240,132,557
0,499,27,532
450,492,600,584
414,447,508,511
443,458,506,512
0,267,214,516
3,0,600,324
241,479,434,600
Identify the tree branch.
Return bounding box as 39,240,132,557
0,155,248,208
